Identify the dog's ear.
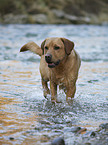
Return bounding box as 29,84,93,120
41,39,46,55
20,41,42,56
61,38,74,55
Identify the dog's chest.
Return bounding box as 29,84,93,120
54,74,66,85
52,71,75,86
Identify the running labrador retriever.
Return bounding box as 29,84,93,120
20,37,81,103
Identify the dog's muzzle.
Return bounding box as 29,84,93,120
45,54,60,68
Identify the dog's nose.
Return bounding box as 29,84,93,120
45,54,52,63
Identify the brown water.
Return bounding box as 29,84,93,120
0,24,108,145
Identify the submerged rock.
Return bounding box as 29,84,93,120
99,123,108,130
51,137,65,145
9,137,14,140
83,131,96,137
70,126,81,133
77,128,87,134
64,126,82,133
77,123,108,145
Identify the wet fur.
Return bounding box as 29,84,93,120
20,37,81,103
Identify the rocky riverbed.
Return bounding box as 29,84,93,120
0,24,108,145
51,123,108,145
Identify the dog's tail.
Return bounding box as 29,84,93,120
20,41,42,56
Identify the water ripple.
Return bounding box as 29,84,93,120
0,24,108,144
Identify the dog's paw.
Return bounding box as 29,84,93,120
51,98,62,104
51,99,57,104
66,97,74,105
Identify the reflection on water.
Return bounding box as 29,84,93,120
0,24,108,144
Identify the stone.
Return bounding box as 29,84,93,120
64,126,81,133
39,120,51,125
70,126,81,133
9,137,14,140
51,137,65,145
77,128,87,134
83,131,96,137
99,123,108,130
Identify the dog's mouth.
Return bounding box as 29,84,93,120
47,60,60,68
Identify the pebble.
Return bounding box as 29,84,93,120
39,120,51,125
70,126,81,132
90,131,96,137
77,128,87,134
99,123,108,130
9,137,14,140
51,137,65,145
64,126,81,133
83,131,96,137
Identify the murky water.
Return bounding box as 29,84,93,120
0,24,108,145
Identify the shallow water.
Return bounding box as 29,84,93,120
0,24,108,144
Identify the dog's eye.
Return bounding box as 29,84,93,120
54,46,60,50
45,46,48,50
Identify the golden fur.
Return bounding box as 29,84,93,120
20,37,81,103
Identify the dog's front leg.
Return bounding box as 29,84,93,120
50,81,57,103
42,79,50,98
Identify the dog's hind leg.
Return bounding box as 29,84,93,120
66,85,76,101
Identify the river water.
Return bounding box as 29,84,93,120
0,24,108,145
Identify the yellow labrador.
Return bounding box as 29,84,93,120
20,37,81,103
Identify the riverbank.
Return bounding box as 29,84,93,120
0,0,108,25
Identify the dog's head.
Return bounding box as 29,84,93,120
41,37,74,68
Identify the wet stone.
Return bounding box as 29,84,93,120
77,127,87,134
99,123,108,130
90,131,96,137
39,120,51,125
70,126,81,133
51,137,65,145
83,131,96,137
64,126,81,133
9,137,14,140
